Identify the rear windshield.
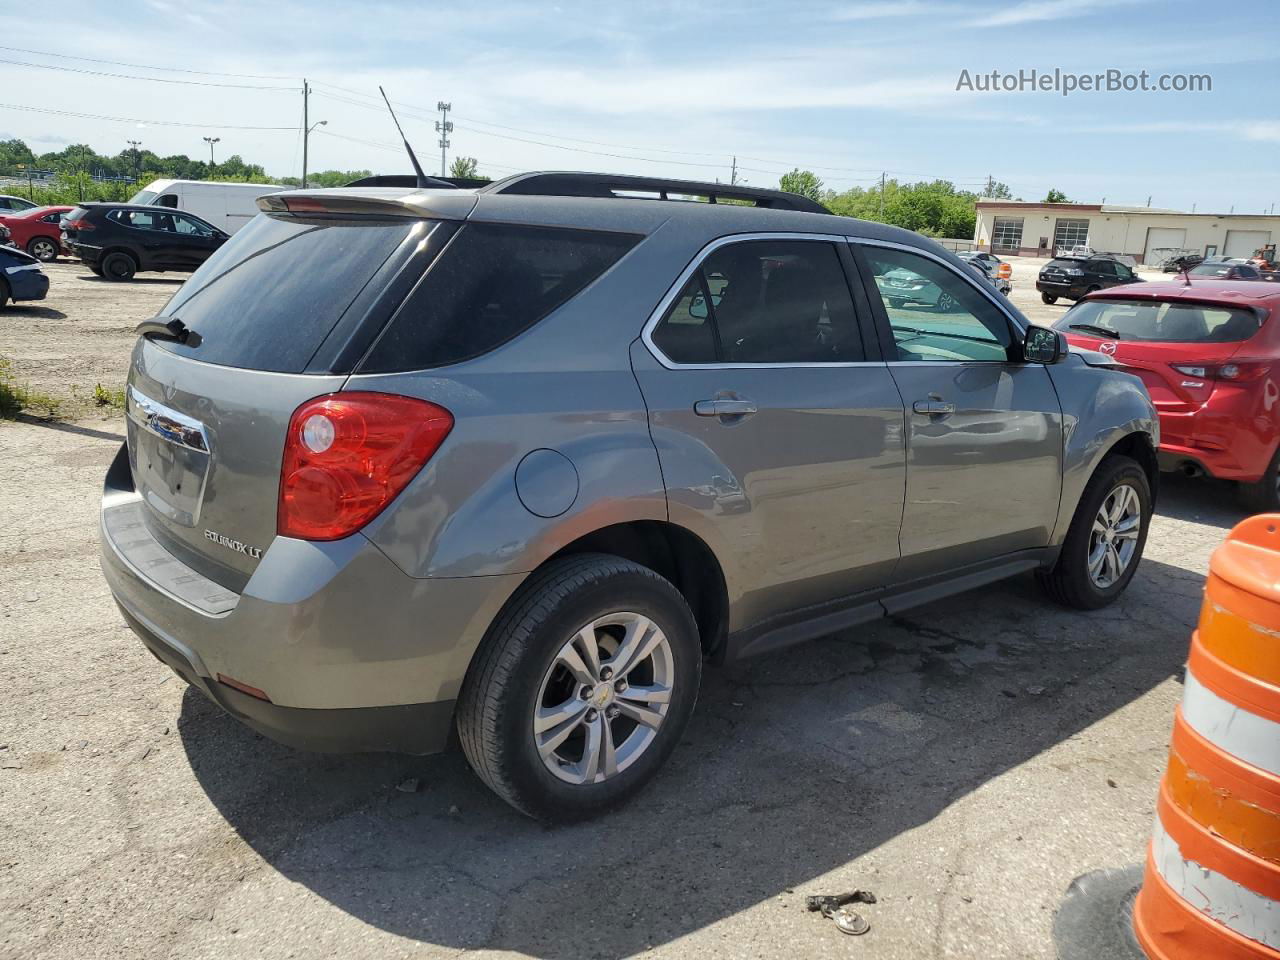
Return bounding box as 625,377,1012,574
152,214,415,372
1046,258,1082,269
358,222,640,372
1054,298,1262,343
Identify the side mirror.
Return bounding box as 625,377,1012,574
1023,325,1067,364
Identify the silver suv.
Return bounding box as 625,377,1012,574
100,172,1158,821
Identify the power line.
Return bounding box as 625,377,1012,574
0,101,298,130
0,55,297,90
0,43,299,81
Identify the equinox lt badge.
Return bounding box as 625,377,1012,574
203,529,263,560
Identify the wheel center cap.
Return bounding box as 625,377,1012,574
591,685,614,708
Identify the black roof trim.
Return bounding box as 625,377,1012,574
345,174,485,189
482,172,828,213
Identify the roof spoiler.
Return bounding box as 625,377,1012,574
481,172,829,213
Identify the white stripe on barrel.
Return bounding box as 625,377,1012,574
1152,815,1280,949
1181,669,1280,778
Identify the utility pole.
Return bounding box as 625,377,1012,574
203,136,220,174
1146,195,1151,207
984,173,994,197
435,101,453,177
730,156,739,185
302,79,309,188
127,140,142,184
879,172,886,220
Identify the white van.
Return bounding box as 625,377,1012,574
128,179,282,234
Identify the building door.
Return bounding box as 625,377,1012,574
1053,218,1091,253
1224,230,1270,259
1144,227,1187,265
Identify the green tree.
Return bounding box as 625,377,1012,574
278,169,371,188
779,168,824,202
1044,188,1069,203
981,179,1013,199
449,156,480,178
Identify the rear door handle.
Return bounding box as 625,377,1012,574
912,399,956,416
695,399,758,418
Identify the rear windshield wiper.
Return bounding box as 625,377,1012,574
135,316,200,346
1067,323,1120,340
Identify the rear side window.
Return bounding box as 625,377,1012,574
1054,299,1262,343
152,215,415,372
359,223,639,373
650,239,864,364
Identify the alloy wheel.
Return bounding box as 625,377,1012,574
30,238,56,261
1088,483,1141,588
533,612,674,785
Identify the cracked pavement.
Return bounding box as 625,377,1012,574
0,258,1248,958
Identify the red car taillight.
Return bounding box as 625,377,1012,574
64,218,94,231
1171,360,1271,382
278,392,453,541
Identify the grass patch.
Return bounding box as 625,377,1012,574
93,383,126,409
0,356,63,419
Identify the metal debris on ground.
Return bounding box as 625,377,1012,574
806,889,876,936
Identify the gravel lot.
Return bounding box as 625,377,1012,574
1,252,1237,960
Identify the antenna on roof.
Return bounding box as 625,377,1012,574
379,86,429,189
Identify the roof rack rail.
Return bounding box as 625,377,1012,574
343,174,488,189
481,171,829,213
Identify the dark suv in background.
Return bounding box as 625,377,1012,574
1038,255,1143,303
62,203,228,281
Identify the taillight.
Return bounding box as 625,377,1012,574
278,392,453,541
1172,361,1271,382
64,218,94,231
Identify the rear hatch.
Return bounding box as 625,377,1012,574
1039,257,1083,284
60,206,91,246
1055,296,1267,443
123,206,446,591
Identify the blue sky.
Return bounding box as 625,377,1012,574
3,0,1278,212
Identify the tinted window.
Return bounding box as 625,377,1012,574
649,240,864,364
157,194,179,208
1054,299,1261,343
1047,258,1082,269
109,209,176,232
651,276,717,363
173,214,213,236
360,223,639,372
863,246,1012,362
152,215,415,372
42,212,62,223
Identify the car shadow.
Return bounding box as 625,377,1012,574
1154,470,1252,529
5,304,67,319
15,416,123,443
76,275,184,285
180,555,1199,957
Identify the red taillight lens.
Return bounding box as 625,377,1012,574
1172,361,1271,382
278,392,453,541
65,218,94,230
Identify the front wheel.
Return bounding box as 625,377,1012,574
1041,291,1058,304
27,237,58,262
1039,456,1151,609
457,553,701,821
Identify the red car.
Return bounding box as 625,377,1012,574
1055,279,1280,509
0,205,73,263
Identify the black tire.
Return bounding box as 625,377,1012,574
1038,455,1151,610
101,251,137,281
26,236,58,262
88,263,103,277
1041,291,1058,304
1238,447,1280,513
0,277,8,309
457,553,701,822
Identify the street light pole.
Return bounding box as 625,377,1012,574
127,140,142,184
202,136,220,174
302,107,327,190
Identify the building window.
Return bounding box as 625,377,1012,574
1054,218,1090,251
992,217,1024,251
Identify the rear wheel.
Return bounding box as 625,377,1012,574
1041,291,1058,304
0,277,9,309
27,237,57,262
457,553,701,822
1039,456,1151,609
1239,448,1280,513
101,251,136,281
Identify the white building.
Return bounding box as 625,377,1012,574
973,201,1279,264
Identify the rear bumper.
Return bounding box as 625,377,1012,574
1036,279,1086,299
4,263,48,301
1157,441,1268,483
1155,402,1275,484
99,444,524,754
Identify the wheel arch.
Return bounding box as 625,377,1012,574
543,520,730,658
1102,431,1159,497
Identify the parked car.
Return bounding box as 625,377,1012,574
0,244,50,308
0,194,38,213
128,179,282,235
0,205,74,262
959,250,1002,269
1189,261,1263,281
100,172,1158,821
1056,279,1280,509
1038,255,1143,303
1161,254,1204,273
62,203,228,280
964,258,1012,296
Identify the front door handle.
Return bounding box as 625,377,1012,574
695,399,758,418
912,399,956,416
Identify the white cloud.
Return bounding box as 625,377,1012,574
983,0,1136,26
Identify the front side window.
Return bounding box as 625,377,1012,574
650,239,864,364
173,214,213,236
862,246,1012,362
